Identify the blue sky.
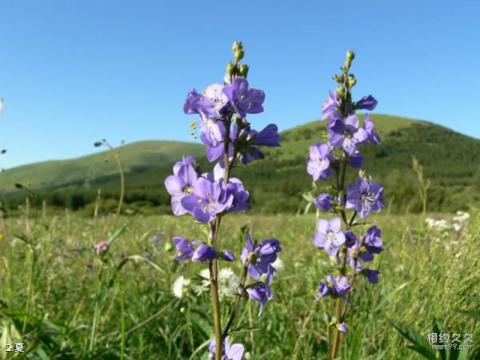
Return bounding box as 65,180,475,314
0,0,479,168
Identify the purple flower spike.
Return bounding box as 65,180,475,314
223,77,265,118
208,338,245,360
315,193,334,211
346,177,384,218
307,143,334,181
355,95,377,111
313,217,346,257
172,236,194,260
192,242,216,262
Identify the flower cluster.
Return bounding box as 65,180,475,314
165,42,281,360
165,157,249,222
240,235,282,314
306,51,385,356
184,76,279,164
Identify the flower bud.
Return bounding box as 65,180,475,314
238,63,249,77
95,240,109,254
226,62,236,76
344,50,355,72
334,74,344,83
232,41,245,61
348,74,357,88
346,50,355,62
336,86,346,99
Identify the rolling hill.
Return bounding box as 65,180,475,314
1,115,479,214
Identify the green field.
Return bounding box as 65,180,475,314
1,211,479,359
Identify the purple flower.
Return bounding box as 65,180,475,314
172,156,196,175
362,269,380,284
355,95,377,111
315,193,334,211
220,251,236,262
172,236,194,260
200,118,226,147
192,242,217,262
95,240,109,254
184,84,229,119
226,178,249,212
237,123,280,164
363,226,383,254
246,266,275,314
336,323,348,333
328,115,368,155
346,177,384,218
344,231,358,248
181,177,234,223
223,77,265,118
208,338,245,360
321,91,341,121
345,238,374,272
183,89,217,118
348,151,363,168
317,275,351,301
165,158,199,216
364,114,381,144
307,143,334,181
251,124,280,147
241,235,282,280
313,217,346,257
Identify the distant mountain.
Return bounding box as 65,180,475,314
1,115,479,214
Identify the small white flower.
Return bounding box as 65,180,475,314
453,211,470,223
425,218,436,228
172,276,190,299
218,268,240,298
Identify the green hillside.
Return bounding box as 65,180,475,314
1,115,479,214
0,140,203,191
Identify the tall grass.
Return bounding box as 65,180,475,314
0,210,479,359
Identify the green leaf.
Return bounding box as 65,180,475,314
456,309,480,320
391,319,437,360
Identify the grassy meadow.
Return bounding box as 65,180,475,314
1,209,479,359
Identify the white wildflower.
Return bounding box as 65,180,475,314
452,223,461,232
172,276,190,299
218,268,240,298
453,211,470,223
193,269,211,295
